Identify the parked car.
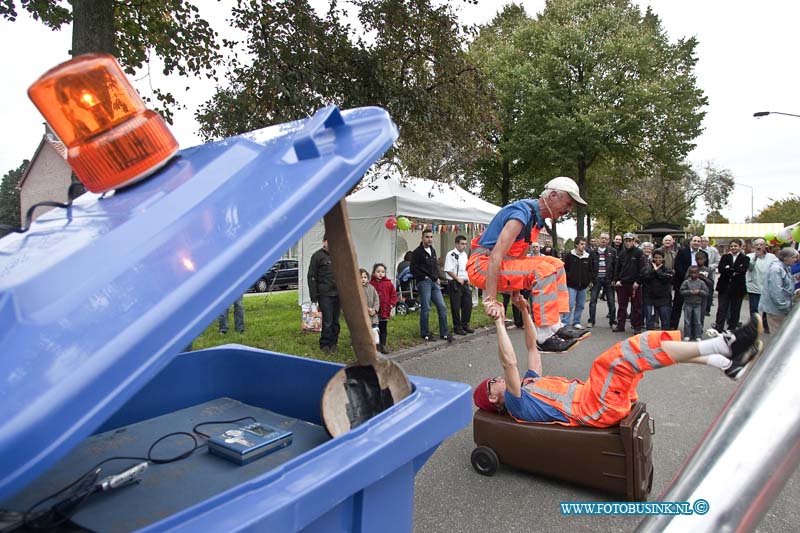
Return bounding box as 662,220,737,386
252,259,299,292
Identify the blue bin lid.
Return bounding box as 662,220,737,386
0,105,398,501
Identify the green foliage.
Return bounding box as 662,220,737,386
1,0,222,123
0,159,27,234
196,0,493,181
706,210,729,223
191,290,493,363
753,194,800,225
465,4,539,205
470,0,706,233
686,219,704,238
592,161,733,229
0,0,70,28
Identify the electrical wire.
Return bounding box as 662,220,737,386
6,416,257,532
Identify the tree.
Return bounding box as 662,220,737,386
0,0,222,122
753,194,800,225
510,0,706,236
196,0,493,181
593,161,734,229
0,160,27,235
706,210,729,224
465,4,533,206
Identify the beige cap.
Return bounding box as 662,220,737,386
545,176,587,205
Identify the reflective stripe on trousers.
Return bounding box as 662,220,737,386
522,330,681,427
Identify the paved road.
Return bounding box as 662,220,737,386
396,299,799,532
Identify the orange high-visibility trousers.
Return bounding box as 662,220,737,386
467,236,569,326
515,331,681,427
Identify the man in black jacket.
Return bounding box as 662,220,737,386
410,230,451,341
714,239,751,333
562,237,594,328
613,233,645,333
588,232,617,328
307,235,340,353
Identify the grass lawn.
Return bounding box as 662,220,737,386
191,290,494,364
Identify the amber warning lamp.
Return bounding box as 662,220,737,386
28,53,178,193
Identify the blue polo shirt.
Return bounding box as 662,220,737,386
504,369,568,423
478,199,544,249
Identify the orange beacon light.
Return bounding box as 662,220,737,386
28,53,179,193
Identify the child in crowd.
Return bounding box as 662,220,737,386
360,269,381,350
694,250,715,317
680,266,709,341
370,263,398,354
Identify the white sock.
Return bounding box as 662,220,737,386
705,354,731,370
536,324,554,341
551,322,564,334
698,336,731,357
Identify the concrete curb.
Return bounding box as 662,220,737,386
386,325,498,363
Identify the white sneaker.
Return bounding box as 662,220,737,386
683,337,691,342
705,328,720,338
573,324,585,330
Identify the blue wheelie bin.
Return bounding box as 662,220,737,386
0,105,472,532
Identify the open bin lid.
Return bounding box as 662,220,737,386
0,105,398,501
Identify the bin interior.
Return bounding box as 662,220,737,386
1,345,420,531
2,344,471,532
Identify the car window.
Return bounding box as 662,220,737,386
287,261,298,269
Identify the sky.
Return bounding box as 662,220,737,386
1,1,798,239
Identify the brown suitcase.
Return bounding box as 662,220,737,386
471,401,654,501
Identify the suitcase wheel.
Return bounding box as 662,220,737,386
396,302,408,316
471,446,499,476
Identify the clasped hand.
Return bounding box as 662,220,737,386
483,296,505,319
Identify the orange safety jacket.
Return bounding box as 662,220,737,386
467,224,568,326
509,331,680,427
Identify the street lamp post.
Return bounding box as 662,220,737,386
735,182,754,221
753,110,800,119
748,110,799,220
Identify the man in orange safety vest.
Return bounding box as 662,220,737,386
467,176,587,353
473,296,764,427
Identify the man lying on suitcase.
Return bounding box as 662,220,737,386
473,295,764,427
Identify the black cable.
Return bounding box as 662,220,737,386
146,432,199,464
192,416,256,438
0,182,84,235
11,416,256,531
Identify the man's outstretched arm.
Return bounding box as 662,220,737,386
494,316,522,397
514,295,542,375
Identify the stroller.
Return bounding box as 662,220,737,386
394,265,419,315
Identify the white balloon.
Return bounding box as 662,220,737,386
778,226,794,243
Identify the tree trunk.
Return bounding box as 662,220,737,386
575,159,587,237
72,0,115,56
586,212,592,239
550,219,558,253
501,157,511,205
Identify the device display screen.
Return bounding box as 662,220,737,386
246,424,277,438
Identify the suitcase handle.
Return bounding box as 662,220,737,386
649,417,655,435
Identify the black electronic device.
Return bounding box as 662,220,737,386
207,422,293,465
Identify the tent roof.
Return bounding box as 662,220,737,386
704,223,784,238
347,174,500,224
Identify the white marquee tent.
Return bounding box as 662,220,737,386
298,174,501,304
